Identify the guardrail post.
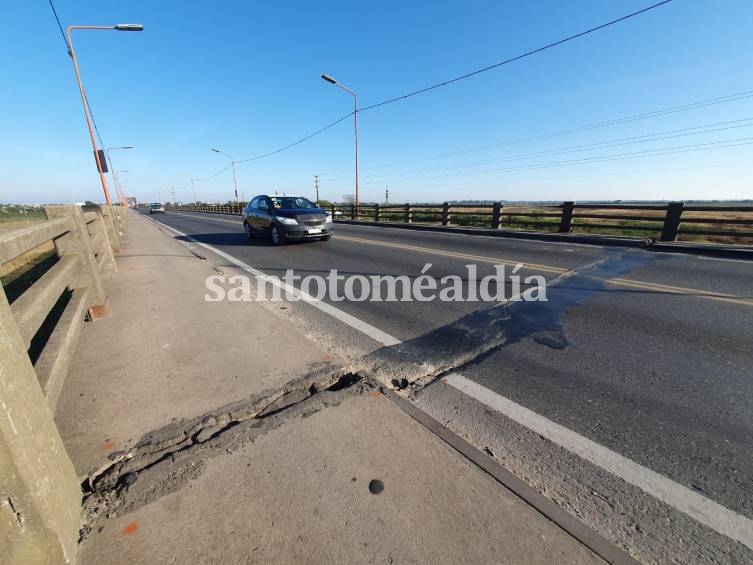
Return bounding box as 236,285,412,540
403,204,411,223
442,202,450,226
81,205,117,276
559,201,575,233
660,202,685,242
491,202,503,229
112,206,125,236
350,204,355,220
374,204,381,222
0,290,82,564
100,206,120,251
44,206,108,311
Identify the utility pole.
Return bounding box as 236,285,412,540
210,148,239,206
182,173,196,203
314,175,320,205
66,24,144,206
385,185,389,207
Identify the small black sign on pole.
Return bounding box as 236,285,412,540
94,149,108,173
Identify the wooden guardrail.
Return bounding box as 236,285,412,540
168,201,753,244
0,204,123,413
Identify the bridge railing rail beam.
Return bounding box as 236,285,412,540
0,203,130,563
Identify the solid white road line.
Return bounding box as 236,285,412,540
146,215,401,347
443,372,753,551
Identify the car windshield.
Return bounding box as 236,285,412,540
150,203,161,207
269,196,317,210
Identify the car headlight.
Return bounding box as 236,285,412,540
276,216,299,225
325,214,333,223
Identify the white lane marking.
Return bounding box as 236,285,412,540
696,255,753,264
443,372,753,551
145,215,401,347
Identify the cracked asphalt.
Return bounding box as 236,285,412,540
143,210,753,563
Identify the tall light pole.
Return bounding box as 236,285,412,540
114,170,129,206
321,73,359,217
211,148,239,206
181,173,196,203
66,24,143,206
166,184,176,205
106,145,134,206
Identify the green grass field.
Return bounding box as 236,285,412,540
0,205,46,224
0,205,53,281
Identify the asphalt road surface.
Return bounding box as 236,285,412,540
144,209,753,563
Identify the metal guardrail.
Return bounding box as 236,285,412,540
328,201,753,243
0,204,125,412
177,203,244,216
170,201,753,243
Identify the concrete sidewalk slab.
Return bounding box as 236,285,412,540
79,390,604,565
54,212,331,477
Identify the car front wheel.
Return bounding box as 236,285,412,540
271,225,285,245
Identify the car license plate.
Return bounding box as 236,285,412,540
307,227,322,234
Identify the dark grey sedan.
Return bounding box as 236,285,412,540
242,195,333,245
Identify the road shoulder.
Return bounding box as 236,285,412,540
54,212,333,477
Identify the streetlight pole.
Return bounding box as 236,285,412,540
114,170,128,206
166,184,176,205
321,73,359,218
106,146,134,206
181,173,196,203
66,24,143,206
211,148,239,206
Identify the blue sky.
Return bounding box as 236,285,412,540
1,0,751,205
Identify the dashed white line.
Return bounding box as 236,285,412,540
443,372,753,551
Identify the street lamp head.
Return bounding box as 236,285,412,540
321,73,337,85
211,148,220,153
114,24,144,31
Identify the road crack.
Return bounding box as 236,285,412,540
79,365,365,540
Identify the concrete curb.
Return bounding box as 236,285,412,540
648,242,753,260
385,388,640,565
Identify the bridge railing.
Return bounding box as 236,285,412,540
167,201,753,244
176,203,243,215
326,202,753,243
1,204,130,561
0,204,119,412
